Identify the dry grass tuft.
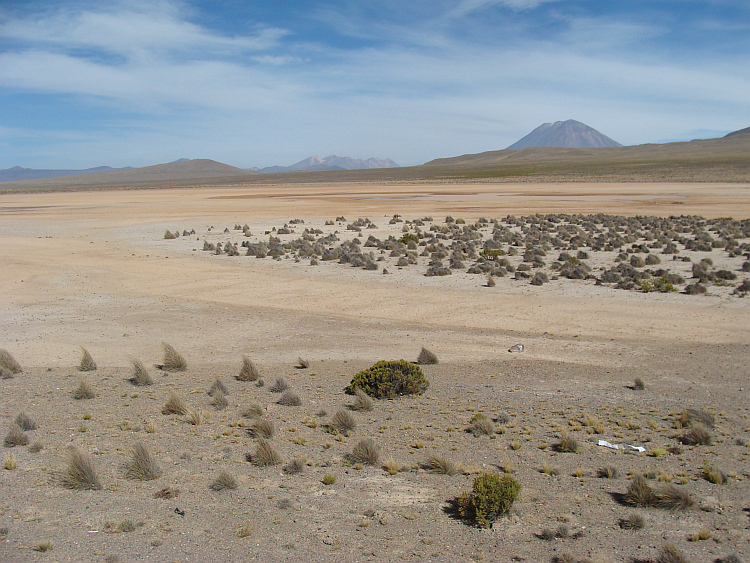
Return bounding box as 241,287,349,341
57,446,102,490
681,423,712,445
208,378,228,396
211,391,228,410
72,377,96,400
702,464,727,485
241,403,264,419
633,377,645,390
383,458,401,475
162,391,189,415
0,349,22,373
656,543,691,563
619,513,645,530
0,366,13,379
277,390,302,406
247,418,274,439
556,432,580,453
349,438,381,466
626,474,655,507
467,414,494,436
597,465,619,479
33,540,54,552
422,454,458,476
14,412,37,431
679,408,715,428
129,359,153,386
283,457,305,475
269,377,288,392
329,410,356,434
209,470,238,490
350,387,374,411
184,407,204,425
246,438,282,466
416,347,439,365
123,442,161,481
297,357,310,369
78,347,97,371
653,484,694,511
4,453,17,470
237,356,260,381
160,342,187,372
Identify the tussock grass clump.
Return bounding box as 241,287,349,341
457,472,521,528
0,366,13,379
656,543,691,563
383,458,402,475
321,474,336,485
702,464,727,485
277,390,302,406
33,540,54,552
619,513,645,529
185,407,204,425
679,408,715,428
162,391,189,415
72,378,96,400
78,347,97,371
129,359,153,386
556,433,580,453
4,453,17,470
28,440,44,453
653,484,694,511
14,412,37,431
597,466,619,479
247,418,274,439
626,474,656,507
283,457,305,475
123,442,161,480
467,414,494,436
416,347,439,365
208,378,228,396
235,521,254,538
297,357,310,369
345,360,429,399
349,387,374,411
160,342,186,372
237,356,260,381
246,438,282,466
633,377,645,390
209,470,238,490
210,391,228,410
681,423,713,445
349,438,381,466
241,403,264,419
0,349,22,373
269,377,288,392
422,454,458,476
57,446,102,490
329,410,356,434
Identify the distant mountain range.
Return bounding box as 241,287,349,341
0,165,133,183
253,155,399,174
507,120,622,149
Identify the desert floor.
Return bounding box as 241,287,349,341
1,181,750,563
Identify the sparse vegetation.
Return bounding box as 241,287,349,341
422,454,458,476
269,377,288,392
467,413,494,436
0,349,22,373
237,356,260,381
78,347,97,371
4,423,29,447
209,470,238,490
416,347,439,365
57,446,102,490
277,390,302,406
162,391,189,415
702,464,728,484
160,342,186,371
350,387,374,411
246,438,282,466
72,377,96,399
129,359,153,386
123,442,161,480
656,543,690,563
247,418,274,439
556,433,580,453
681,423,713,445
329,410,356,434
619,513,645,530
349,438,381,466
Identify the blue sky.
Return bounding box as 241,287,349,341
0,0,748,169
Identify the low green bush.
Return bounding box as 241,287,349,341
458,472,520,528
345,360,429,399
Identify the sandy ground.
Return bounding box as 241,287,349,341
1,181,749,563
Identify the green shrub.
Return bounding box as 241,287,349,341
457,472,520,528
345,360,429,399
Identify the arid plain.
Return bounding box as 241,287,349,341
2,180,750,563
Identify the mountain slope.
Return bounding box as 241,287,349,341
507,120,622,149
